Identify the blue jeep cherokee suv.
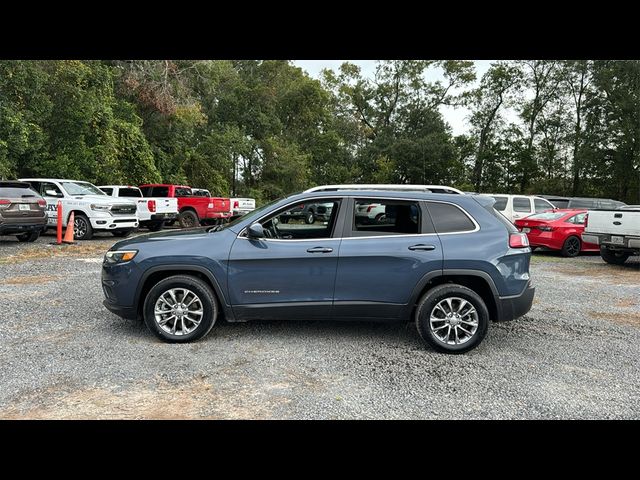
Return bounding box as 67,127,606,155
102,188,535,353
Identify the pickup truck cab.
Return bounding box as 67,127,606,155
19,178,138,240
99,185,178,232
582,207,640,265
139,184,231,228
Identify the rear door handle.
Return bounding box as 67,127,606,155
408,244,436,251
307,247,333,253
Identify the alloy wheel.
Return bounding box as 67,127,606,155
154,288,204,336
429,297,479,345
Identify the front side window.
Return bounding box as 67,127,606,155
40,182,63,197
258,199,340,240
100,187,114,196
427,202,476,233
513,197,532,212
534,198,553,212
352,199,421,236
175,187,192,197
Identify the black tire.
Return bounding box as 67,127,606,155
112,229,133,238
374,212,385,223
165,220,176,227
143,275,218,343
73,214,93,240
147,222,164,232
179,210,200,229
305,210,315,224
561,235,581,257
415,284,489,354
17,231,40,242
601,246,629,265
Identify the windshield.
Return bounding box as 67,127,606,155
61,181,106,196
207,197,283,233
526,212,566,221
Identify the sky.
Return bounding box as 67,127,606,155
292,60,495,136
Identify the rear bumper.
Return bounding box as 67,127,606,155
204,212,232,219
145,213,178,222
496,282,535,322
583,233,640,250
0,220,47,235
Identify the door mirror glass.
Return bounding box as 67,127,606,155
247,222,265,239
45,189,62,197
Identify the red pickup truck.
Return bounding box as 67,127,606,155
139,184,231,228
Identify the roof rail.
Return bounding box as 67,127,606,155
304,184,465,195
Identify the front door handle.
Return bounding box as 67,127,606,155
307,247,333,253
408,244,436,251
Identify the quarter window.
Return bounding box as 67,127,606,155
427,202,476,233
352,199,421,236
513,197,532,212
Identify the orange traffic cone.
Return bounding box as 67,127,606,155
63,212,76,244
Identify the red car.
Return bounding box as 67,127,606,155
514,209,599,257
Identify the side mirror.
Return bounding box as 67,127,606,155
247,222,265,239
45,190,62,197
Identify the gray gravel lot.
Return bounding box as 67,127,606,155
1,230,639,419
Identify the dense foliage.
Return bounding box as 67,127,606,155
1,60,638,203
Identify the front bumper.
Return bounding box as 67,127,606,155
103,299,138,320
90,216,139,230
496,282,535,322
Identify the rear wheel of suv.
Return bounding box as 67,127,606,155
143,275,218,343
73,214,93,240
17,231,40,242
415,284,489,354
601,246,629,265
179,210,200,228
561,235,581,257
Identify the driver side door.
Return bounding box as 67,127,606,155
228,198,344,321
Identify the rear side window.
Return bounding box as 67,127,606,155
534,198,553,212
100,187,114,196
119,188,142,198
152,186,169,197
427,202,476,233
513,197,532,212
353,199,422,236
492,197,508,211
0,186,38,197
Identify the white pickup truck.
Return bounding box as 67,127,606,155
99,185,178,231
582,206,640,265
19,178,138,240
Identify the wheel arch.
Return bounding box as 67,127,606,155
408,270,500,322
135,265,233,321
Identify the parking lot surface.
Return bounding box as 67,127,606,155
1,231,639,419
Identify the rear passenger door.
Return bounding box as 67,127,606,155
333,197,443,320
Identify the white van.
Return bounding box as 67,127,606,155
485,194,556,223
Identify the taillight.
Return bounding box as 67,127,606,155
233,200,239,209
147,200,156,212
37,199,47,207
509,232,530,248
208,202,214,209
0,199,10,208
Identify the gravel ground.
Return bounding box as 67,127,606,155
0,230,639,419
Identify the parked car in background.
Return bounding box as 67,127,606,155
191,188,210,197
484,194,555,223
0,181,47,242
102,185,535,354
230,197,256,219
582,207,640,265
514,209,598,257
539,195,626,210
138,184,230,228
20,178,138,240
99,185,178,232
619,205,640,210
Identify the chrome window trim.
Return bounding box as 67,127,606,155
236,196,480,240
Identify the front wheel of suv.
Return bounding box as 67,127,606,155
143,275,218,343
415,284,489,354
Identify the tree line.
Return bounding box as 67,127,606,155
1,60,638,204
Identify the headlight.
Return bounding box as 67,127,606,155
91,204,111,211
104,250,138,264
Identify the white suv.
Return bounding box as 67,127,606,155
483,194,555,223
20,178,138,240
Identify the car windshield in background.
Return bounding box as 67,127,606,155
527,212,566,221
119,188,142,197
61,182,105,196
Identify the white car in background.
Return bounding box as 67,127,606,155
19,178,138,240
483,194,555,223
99,185,178,231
